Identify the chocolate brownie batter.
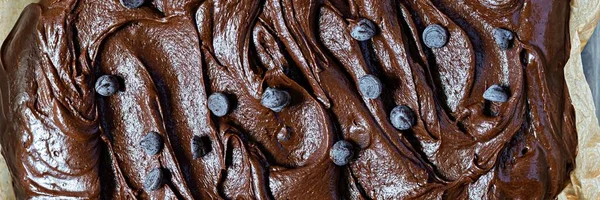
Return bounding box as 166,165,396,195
0,0,577,199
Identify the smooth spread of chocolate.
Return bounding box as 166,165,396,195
0,0,577,199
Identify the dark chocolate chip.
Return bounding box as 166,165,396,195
261,87,291,112
358,74,383,99
483,84,509,102
390,105,416,130
329,140,355,166
95,75,120,97
143,168,164,191
208,93,230,117
191,136,211,159
351,19,377,41
277,126,292,142
492,28,514,50
140,132,163,156
423,24,448,49
120,0,144,9
277,131,290,142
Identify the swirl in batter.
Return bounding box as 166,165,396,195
0,0,576,199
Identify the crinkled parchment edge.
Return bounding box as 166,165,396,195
558,0,600,199
0,0,599,199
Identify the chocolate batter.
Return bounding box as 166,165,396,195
0,0,577,199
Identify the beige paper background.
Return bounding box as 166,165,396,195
0,0,599,199
558,0,600,199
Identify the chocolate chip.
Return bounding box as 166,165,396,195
120,0,144,9
390,105,415,130
483,84,509,102
358,74,383,99
208,93,230,117
261,87,291,112
423,24,448,49
351,19,377,41
191,136,211,159
277,131,290,142
140,132,163,156
95,75,120,97
329,140,354,166
492,28,514,50
143,168,164,191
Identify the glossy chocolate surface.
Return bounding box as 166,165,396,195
0,0,576,199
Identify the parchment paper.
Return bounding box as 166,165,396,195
558,0,600,199
0,0,599,199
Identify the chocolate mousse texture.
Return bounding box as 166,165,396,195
0,0,576,199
